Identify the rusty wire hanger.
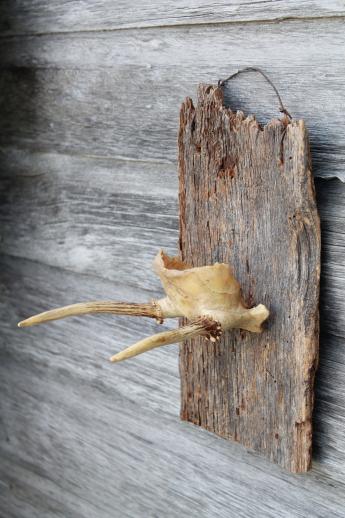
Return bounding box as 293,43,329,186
218,67,292,119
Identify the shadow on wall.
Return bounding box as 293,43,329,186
313,177,345,466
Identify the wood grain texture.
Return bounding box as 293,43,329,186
178,85,320,472
0,149,178,293
0,0,343,36
0,17,345,179
1,255,345,518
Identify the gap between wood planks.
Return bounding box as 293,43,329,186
0,14,345,39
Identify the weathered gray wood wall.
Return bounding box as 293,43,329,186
1,2,345,516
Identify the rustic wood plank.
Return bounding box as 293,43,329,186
1,255,345,517
178,85,320,472
0,0,343,36
0,149,178,293
0,18,345,179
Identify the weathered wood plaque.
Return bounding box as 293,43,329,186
178,85,320,472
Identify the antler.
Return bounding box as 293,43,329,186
18,301,166,328
18,250,269,363
110,317,222,363
17,295,183,328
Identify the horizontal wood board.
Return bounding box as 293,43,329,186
0,0,344,36
0,149,178,293
0,18,345,179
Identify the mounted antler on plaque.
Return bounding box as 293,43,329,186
18,68,320,473
18,250,269,362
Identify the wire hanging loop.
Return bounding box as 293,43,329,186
218,67,292,120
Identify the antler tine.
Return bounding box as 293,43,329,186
110,317,222,363
18,301,165,328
